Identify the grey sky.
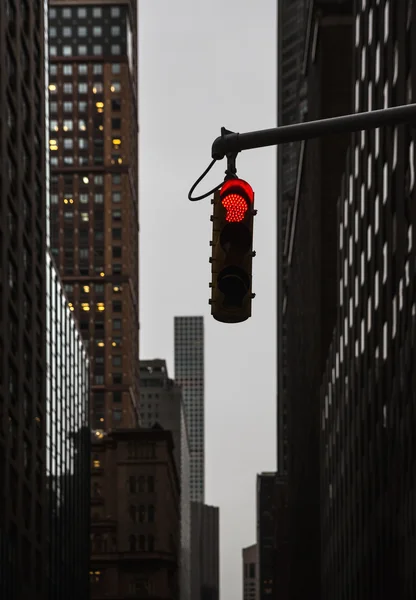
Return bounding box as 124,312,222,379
139,2,277,599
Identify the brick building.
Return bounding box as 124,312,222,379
90,426,180,599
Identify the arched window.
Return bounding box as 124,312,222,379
129,534,136,552
129,505,136,522
138,505,146,523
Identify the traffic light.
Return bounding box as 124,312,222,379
209,178,256,323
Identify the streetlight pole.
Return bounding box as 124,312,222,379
211,103,416,160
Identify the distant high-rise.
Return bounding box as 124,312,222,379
174,317,205,502
191,503,220,600
46,252,90,600
48,0,140,430
0,0,48,597
242,544,258,600
139,359,191,600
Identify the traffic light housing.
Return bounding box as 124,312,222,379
209,178,256,323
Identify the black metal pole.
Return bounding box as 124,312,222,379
211,103,416,160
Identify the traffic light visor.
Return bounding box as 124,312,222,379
220,179,254,223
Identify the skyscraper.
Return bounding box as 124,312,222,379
46,252,90,600
242,544,258,600
139,359,191,600
321,3,416,598
191,502,220,600
276,0,308,476
48,0,139,430
0,0,48,597
174,316,205,502
276,2,353,598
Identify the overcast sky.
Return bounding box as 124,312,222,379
139,2,277,599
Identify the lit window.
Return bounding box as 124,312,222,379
50,8,57,18
93,45,102,56
93,64,103,74
50,194,58,204
94,193,104,204
62,7,72,18
63,83,73,94
93,7,102,18
63,119,73,131
63,46,72,57
63,101,73,112
64,157,74,165
63,26,72,37
80,212,89,222
111,7,121,17
93,26,102,36
112,138,121,147
111,25,121,36
50,119,58,130
83,176,89,184
79,138,88,150
111,45,121,55
94,175,104,185
112,63,121,74
78,45,87,56
78,63,88,75
78,26,87,37
111,81,121,93
63,65,72,75
50,46,57,56
50,27,57,38
50,101,58,113
51,157,58,166
79,101,87,113
63,138,73,149
77,7,87,18
79,120,87,131
50,64,58,76
79,193,89,204
93,82,104,93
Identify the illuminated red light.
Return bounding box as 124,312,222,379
220,179,254,223
222,193,248,222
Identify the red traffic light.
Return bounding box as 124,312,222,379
220,179,254,223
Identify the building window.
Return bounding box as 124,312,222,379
113,319,121,330
112,246,122,258
112,210,121,221
112,63,121,74
111,25,121,36
63,26,72,37
111,7,121,17
63,138,73,149
62,7,72,18
78,45,87,56
111,45,121,55
77,7,87,18
112,192,121,203
93,64,103,75
78,26,87,37
50,46,57,56
63,101,73,112
94,193,104,204
63,119,73,131
63,46,72,57
93,7,102,18
93,45,103,56
93,26,102,36
63,64,72,75
112,355,122,367
113,409,122,422
78,63,88,74
63,83,73,94
50,26,57,38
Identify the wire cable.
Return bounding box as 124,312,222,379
188,158,223,202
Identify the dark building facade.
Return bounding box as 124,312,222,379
320,2,416,599
46,251,90,600
277,1,353,598
0,0,48,598
242,544,258,600
90,427,180,599
190,502,220,600
48,0,140,430
277,0,308,478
